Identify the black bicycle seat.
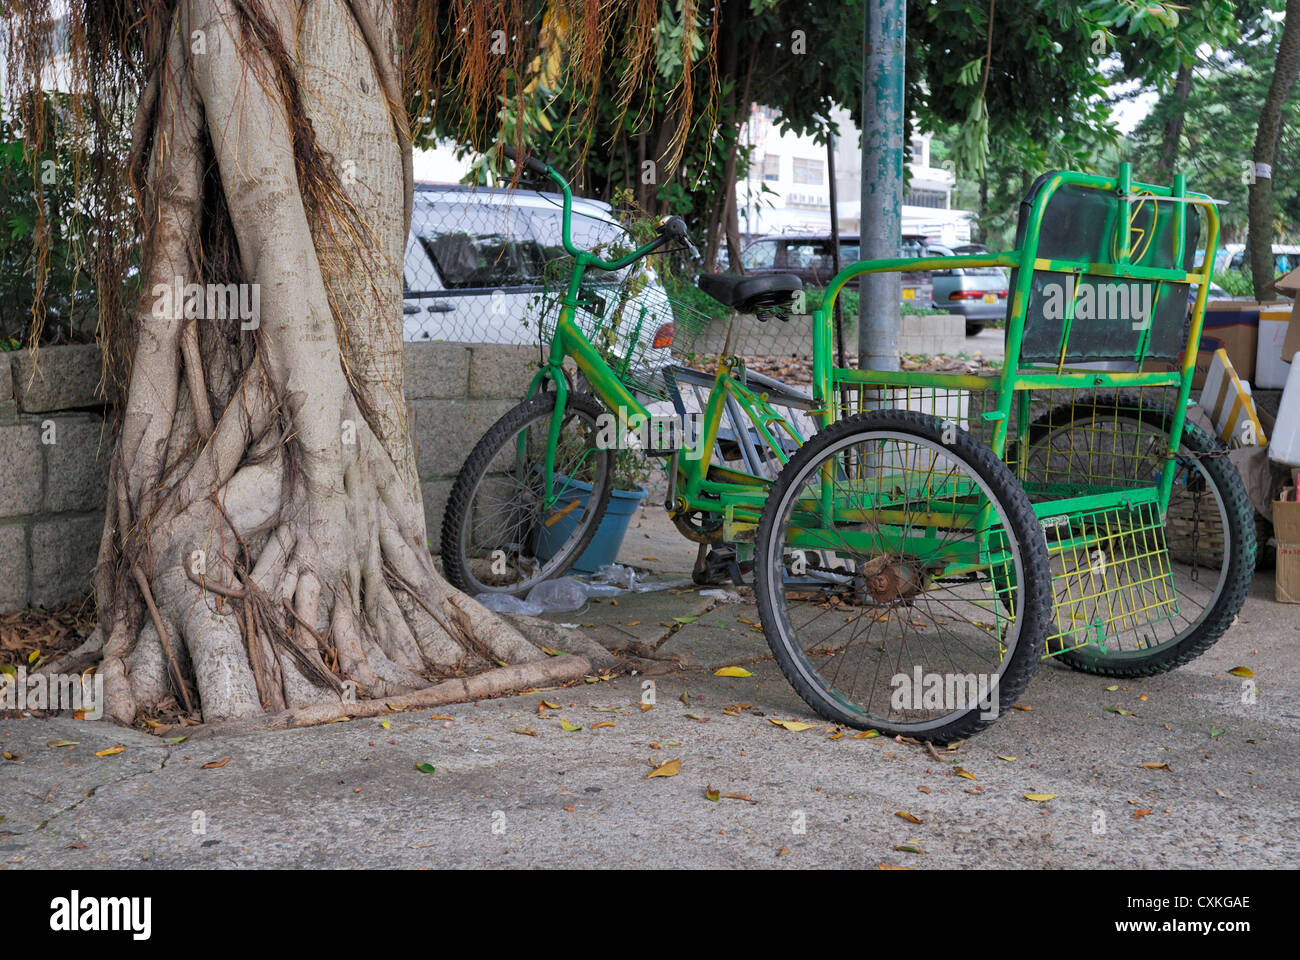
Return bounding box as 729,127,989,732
697,273,802,313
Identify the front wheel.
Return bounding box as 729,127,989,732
439,392,614,597
754,409,1052,743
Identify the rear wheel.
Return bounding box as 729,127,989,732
440,392,614,597
754,409,1051,743
1023,398,1255,676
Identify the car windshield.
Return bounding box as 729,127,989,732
414,196,631,289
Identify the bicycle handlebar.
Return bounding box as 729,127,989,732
499,144,694,270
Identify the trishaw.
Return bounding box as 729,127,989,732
440,153,1254,742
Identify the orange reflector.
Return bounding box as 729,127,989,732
544,499,581,527
652,322,674,348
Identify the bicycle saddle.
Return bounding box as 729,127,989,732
696,273,802,313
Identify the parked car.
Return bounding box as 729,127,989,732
1209,243,1300,275
738,232,952,306
930,243,1009,336
403,183,669,359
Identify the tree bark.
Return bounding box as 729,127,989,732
1248,0,1300,299
92,0,565,726
1153,63,1192,181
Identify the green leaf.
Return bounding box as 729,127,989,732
415,762,437,774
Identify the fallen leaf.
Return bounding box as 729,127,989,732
917,785,932,794
201,757,231,769
768,718,817,732
674,616,697,624
1105,684,1119,691
1023,793,1056,802
776,845,790,857
95,746,125,757
705,785,720,802
429,715,455,721
592,721,616,729
1012,704,1032,711
954,767,977,781
1106,706,1134,716
893,842,927,854
65,842,87,850
415,762,437,774
877,863,914,870
538,700,561,710
647,758,682,778
853,729,880,739
47,740,78,748
563,805,575,812
640,703,654,711
1133,807,1154,819
560,717,582,732
722,793,757,804
379,720,391,730
626,621,641,626
895,811,923,824
642,557,661,562
165,736,187,743
1138,761,1171,771
713,665,752,678
997,755,1016,762
1227,666,1255,678
511,728,538,737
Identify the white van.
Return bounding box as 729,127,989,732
403,183,662,345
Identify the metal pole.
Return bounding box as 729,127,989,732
826,121,846,371
858,0,905,371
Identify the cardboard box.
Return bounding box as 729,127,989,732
1275,479,1300,604
1273,269,1300,361
1256,303,1295,388
1189,301,1261,387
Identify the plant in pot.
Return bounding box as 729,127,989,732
532,431,653,576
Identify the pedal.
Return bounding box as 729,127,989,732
692,547,752,586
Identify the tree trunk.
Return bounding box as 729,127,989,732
91,0,563,726
1248,0,1300,300
1153,63,1192,180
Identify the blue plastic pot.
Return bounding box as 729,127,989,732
533,479,648,574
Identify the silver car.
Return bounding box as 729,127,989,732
929,244,1009,336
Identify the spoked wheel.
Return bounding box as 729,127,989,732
439,392,614,596
755,410,1052,743
1023,398,1255,676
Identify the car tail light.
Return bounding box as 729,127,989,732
997,290,1009,297
948,291,984,300
653,322,674,348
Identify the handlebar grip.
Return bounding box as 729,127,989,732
501,144,551,178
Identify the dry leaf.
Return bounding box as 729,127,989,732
1023,793,1056,802
1133,808,1154,819
47,740,78,748
997,755,1016,762
94,746,125,757
714,666,752,677
592,721,616,729
895,811,923,824
917,785,932,794
853,729,880,739
1138,762,1171,770
559,717,582,732
705,785,720,802
776,845,790,857
1227,666,1254,678
511,728,538,737
647,758,682,779
893,842,926,854
1012,704,1032,711
954,767,977,781
768,718,817,732
201,757,231,769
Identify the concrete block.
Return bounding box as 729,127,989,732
0,523,29,611
412,397,516,480
43,415,110,513
421,479,454,552
9,344,104,413
0,420,43,519
403,342,470,400
29,513,101,607
469,345,543,399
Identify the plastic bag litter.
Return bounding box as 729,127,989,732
525,577,590,613
699,588,743,603
474,592,545,617
591,563,690,594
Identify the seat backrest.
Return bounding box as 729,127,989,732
1010,172,1202,365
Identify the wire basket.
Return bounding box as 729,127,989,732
532,270,714,401
1040,495,1180,654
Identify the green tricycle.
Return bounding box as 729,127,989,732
440,150,1254,743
